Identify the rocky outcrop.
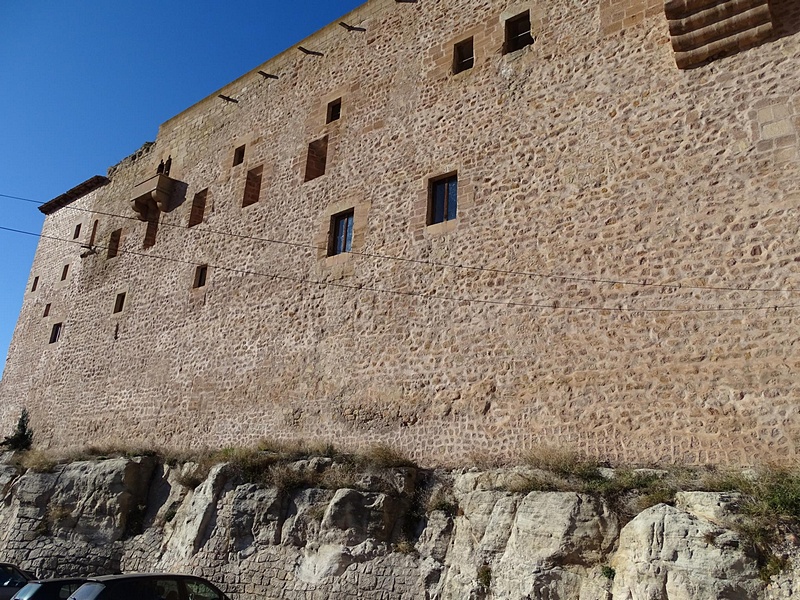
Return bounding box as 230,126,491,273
0,456,792,599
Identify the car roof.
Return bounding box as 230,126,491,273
29,578,86,584
85,574,205,582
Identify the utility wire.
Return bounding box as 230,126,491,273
1,192,797,297
1,224,797,314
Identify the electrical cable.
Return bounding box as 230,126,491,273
1,224,797,314
2,192,798,296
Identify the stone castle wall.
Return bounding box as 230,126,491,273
1,0,799,466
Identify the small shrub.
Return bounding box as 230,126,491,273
358,444,416,469
1,409,33,451
476,564,492,589
266,464,319,492
759,554,790,582
601,566,615,580
523,446,601,481
394,538,415,554
18,449,57,473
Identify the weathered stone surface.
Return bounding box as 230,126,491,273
0,460,788,599
611,502,764,600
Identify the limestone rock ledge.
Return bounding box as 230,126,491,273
0,457,794,599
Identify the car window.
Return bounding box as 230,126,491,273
11,583,41,599
0,565,27,587
59,583,84,600
67,583,107,600
104,578,180,600
184,580,221,600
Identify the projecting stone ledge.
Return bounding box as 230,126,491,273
130,173,176,220
665,0,774,68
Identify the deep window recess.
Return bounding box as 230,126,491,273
143,217,158,248
428,174,458,225
188,189,208,227
107,229,122,258
453,38,475,74
504,11,534,53
242,166,263,207
49,322,62,344
304,136,329,182
328,210,354,256
73,223,82,239
233,145,246,166
31,276,39,292
43,303,51,317
89,220,99,246
193,265,208,288
327,98,342,123
60,264,69,281
113,292,126,314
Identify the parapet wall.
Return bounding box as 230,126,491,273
2,0,799,466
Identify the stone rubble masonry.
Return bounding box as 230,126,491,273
0,0,799,467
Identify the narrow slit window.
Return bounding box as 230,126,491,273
304,136,329,182
428,173,458,225
233,145,246,166
113,292,126,314
194,265,208,288
328,210,354,256
89,220,99,245
327,98,342,123
43,303,51,317
188,189,208,227
73,223,82,239
60,264,69,281
504,11,534,54
49,322,62,344
31,276,39,292
453,38,475,74
242,166,263,207
107,229,122,258
143,217,158,248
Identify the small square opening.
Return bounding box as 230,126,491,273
328,210,355,256
113,292,126,314
233,145,246,166
453,38,475,74
73,223,82,239
60,264,70,281
326,98,342,123
194,265,208,288
504,11,534,54
43,303,51,318
188,189,208,227
31,276,39,292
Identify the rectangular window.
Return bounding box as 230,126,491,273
233,144,246,166
188,189,208,227
107,229,122,258
113,292,126,314
453,38,475,74
89,220,99,246
428,173,458,225
504,11,534,53
31,276,39,292
242,166,263,207
143,218,158,248
328,210,354,256
193,265,208,288
73,223,82,239
49,322,62,344
327,98,342,123
304,136,329,182
43,303,51,317
60,264,69,281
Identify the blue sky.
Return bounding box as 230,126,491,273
0,1,364,374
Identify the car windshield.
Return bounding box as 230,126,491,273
66,583,106,600
11,583,41,599
0,565,27,587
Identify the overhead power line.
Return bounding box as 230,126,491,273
1,224,797,314
1,192,798,297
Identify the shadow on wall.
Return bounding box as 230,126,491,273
770,0,800,39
